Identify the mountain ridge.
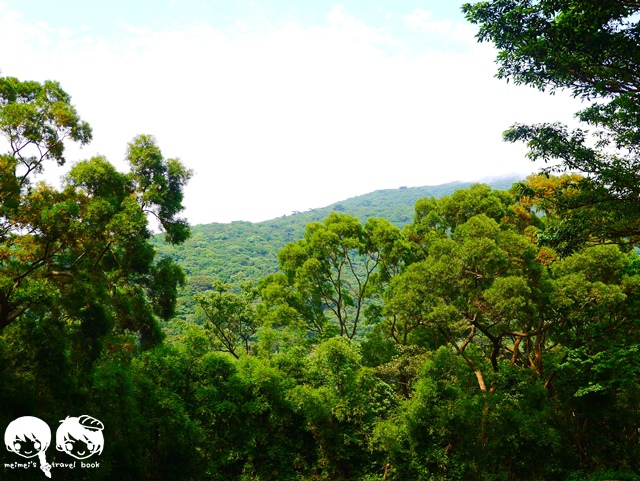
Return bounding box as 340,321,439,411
153,175,523,318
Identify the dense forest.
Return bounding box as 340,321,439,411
2,1,640,480
152,177,520,324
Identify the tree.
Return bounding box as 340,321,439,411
545,245,640,469
382,186,545,374
273,213,401,340
378,185,640,476
386,210,550,394
0,77,91,330
194,280,258,358
371,347,562,481
0,76,190,352
463,1,640,251
126,134,191,244
289,337,396,480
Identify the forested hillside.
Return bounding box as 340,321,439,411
154,177,520,320
3,2,640,481
154,178,520,281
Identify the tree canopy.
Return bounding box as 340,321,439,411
463,0,640,252
0,76,191,349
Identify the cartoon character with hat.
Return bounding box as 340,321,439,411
56,415,104,460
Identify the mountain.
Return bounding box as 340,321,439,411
152,177,522,300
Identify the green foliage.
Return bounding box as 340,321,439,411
0,76,92,168
373,347,482,481
127,134,192,244
463,0,640,251
289,338,396,480
195,281,259,358
565,470,640,481
5,69,640,481
383,186,548,388
271,213,401,340
0,77,191,352
374,348,565,481
0,76,192,477
152,178,521,323
147,182,640,479
413,183,517,234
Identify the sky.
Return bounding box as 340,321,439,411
0,1,583,225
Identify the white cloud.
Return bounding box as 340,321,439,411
0,5,583,225
405,8,432,27
405,8,452,35
59,28,73,39
403,8,479,47
377,7,393,20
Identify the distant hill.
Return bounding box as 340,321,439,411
153,177,522,303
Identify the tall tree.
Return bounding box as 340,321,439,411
195,280,258,358
463,1,640,251
0,76,190,352
0,77,91,330
272,213,401,340
387,210,549,393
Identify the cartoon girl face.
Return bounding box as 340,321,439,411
62,433,97,459
4,416,51,459
13,435,42,457
56,416,104,460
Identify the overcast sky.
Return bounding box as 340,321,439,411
0,1,583,225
